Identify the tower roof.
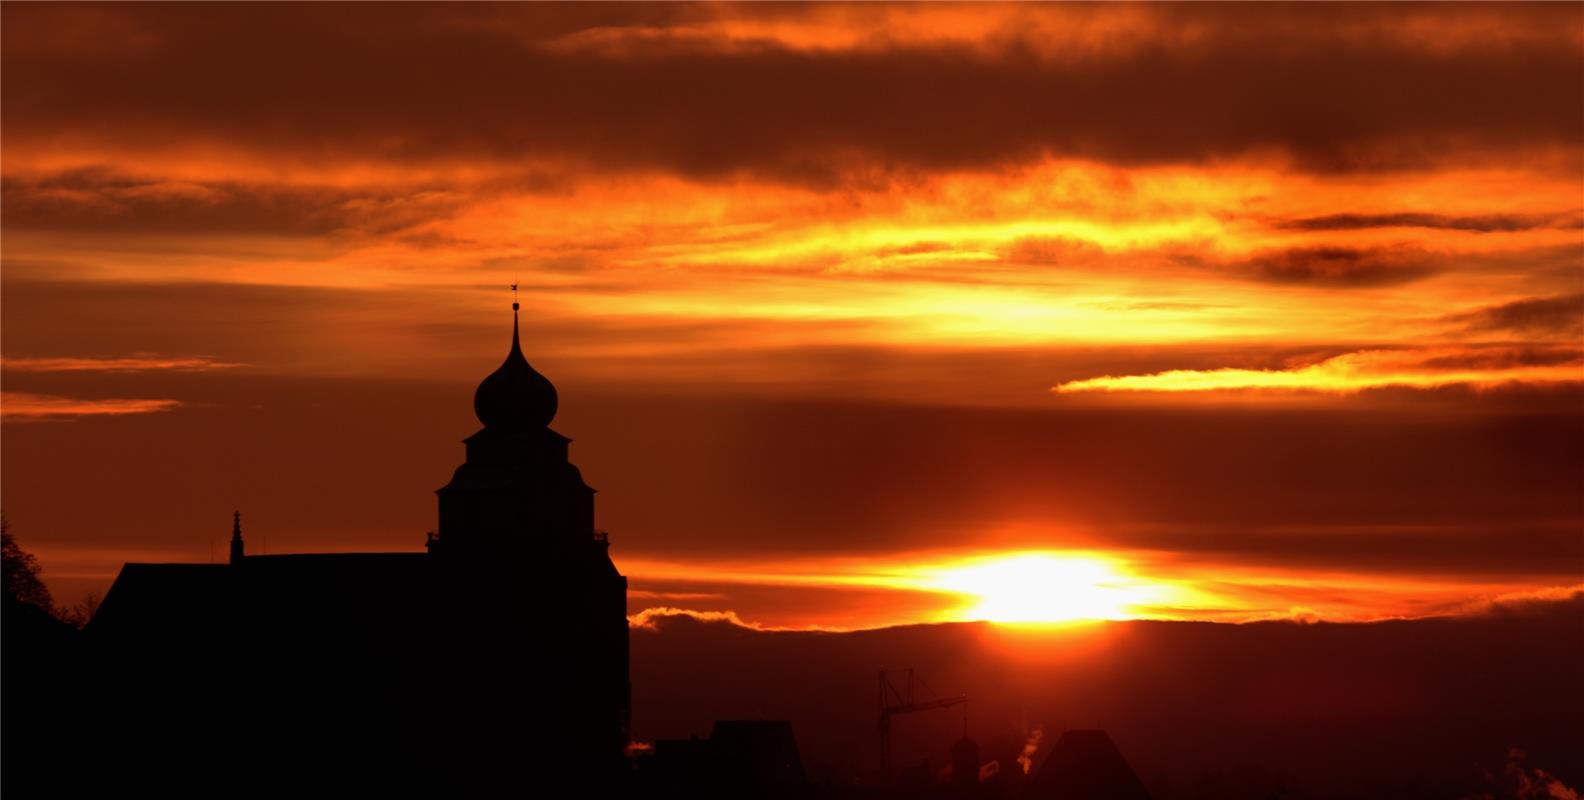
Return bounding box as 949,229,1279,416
473,301,558,430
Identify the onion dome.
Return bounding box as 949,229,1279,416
473,302,558,430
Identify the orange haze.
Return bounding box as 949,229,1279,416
3,3,1581,630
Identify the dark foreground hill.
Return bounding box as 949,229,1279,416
629,594,1584,799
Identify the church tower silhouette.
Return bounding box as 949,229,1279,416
432,298,632,789
86,297,632,796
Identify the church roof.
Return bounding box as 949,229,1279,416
90,553,435,641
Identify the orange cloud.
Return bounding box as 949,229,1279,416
1,355,244,372
1053,346,1584,395
1,392,183,420
628,606,760,631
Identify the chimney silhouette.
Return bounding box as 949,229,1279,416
229,511,245,565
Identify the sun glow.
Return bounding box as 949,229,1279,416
932,553,1162,624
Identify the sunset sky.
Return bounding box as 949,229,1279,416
3,3,1580,630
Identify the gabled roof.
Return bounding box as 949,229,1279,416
1025,729,1152,800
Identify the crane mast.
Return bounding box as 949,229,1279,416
877,668,968,782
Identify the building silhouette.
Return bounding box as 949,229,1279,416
87,301,630,796
640,720,811,799
949,735,982,793
1022,730,1151,800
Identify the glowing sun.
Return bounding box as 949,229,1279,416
933,553,1157,624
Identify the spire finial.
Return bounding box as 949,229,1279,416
509,286,522,355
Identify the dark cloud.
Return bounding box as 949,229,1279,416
1229,246,1439,286
1112,523,1584,578
1015,240,1578,290
873,241,956,258
1274,212,1579,233
1415,344,1584,370
1464,587,1584,619
627,580,954,632
1005,237,1109,267
0,168,464,237
1449,293,1584,338
3,4,1580,183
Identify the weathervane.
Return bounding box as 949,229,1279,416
511,281,519,311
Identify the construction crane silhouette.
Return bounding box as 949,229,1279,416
878,668,968,782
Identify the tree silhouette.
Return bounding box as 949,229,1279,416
57,592,102,629
2,514,55,613
1,513,83,798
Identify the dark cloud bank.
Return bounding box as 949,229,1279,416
1276,212,1583,234
1452,293,1584,338
0,169,464,238
5,4,1581,182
